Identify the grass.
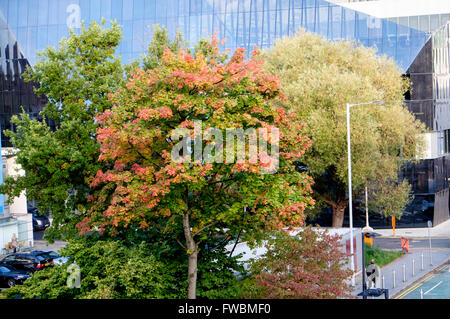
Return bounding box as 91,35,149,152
364,243,404,268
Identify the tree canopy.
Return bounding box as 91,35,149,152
0,21,125,241
263,31,425,227
244,227,353,299
81,35,315,298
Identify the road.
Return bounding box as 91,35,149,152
374,237,450,252
396,262,450,299
33,230,45,241
33,230,68,252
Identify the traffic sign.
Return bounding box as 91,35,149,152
401,237,409,252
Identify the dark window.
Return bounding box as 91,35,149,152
445,129,450,154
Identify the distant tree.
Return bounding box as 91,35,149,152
246,227,353,299
80,36,315,299
141,24,186,70
263,31,425,227
0,21,125,241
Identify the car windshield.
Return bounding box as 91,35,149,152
3,256,16,262
38,251,59,258
0,266,12,272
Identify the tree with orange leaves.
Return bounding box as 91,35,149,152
80,36,314,299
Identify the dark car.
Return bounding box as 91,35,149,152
29,250,61,263
28,207,50,231
0,252,54,273
0,264,30,288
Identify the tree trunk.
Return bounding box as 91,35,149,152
183,212,198,299
331,202,347,228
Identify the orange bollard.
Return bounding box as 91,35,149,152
392,216,396,238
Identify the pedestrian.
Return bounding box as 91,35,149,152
11,233,18,253
366,259,380,288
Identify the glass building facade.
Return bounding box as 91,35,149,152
329,0,450,34
0,0,448,226
0,0,429,70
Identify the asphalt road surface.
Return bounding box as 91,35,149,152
397,262,450,299
374,237,450,251
33,230,45,240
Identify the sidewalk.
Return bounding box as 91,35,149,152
32,240,68,252
375,219,450,238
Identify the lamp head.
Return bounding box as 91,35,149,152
363,231,382,238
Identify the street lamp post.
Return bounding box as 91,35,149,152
359,231,389,299
346,101,385,286
362,186,373,232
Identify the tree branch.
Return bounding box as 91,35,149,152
192,221,219,237
175,237,186,250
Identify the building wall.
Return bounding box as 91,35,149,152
406,38,433,130
0,12,48,148
0,0,429,71
434,188,450,226
0,148,33,252
433,23,450,134
400,23,450,226
3,149,27,216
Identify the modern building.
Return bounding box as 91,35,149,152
0,0,448,230
331,0,450,34
327,1,450,226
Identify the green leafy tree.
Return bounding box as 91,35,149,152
141,24,186,71
263,31,425,227
0,24,249,299
80,36,315,299
0,229,246,299
0,236,168,299
0,21,125,241
112,226,248,299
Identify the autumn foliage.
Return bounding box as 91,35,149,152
79,35,315,298
248,228,353,299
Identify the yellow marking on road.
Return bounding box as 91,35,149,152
395,282,423,299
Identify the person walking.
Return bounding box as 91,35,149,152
11,233,18,253
366,259,380,288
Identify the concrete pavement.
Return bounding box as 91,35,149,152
374,219,450,238
32,240,68,252
31,230,68,252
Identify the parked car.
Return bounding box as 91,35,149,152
0,252,55,273
0,264,30,288
28,207,50,231
30,250,69,265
